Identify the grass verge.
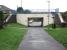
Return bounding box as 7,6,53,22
45,28,67,47
0,23,27,50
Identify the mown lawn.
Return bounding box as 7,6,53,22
0,23,27,50
45,28,67,47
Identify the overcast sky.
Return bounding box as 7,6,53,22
0,0,67,12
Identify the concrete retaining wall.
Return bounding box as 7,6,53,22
17,14,53,26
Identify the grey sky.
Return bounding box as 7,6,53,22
0,0,67,12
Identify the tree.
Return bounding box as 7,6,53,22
24,9,31,14
17,7,24,13
0,11,4,29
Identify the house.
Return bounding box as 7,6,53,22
0,5,12,14
0,5,13,17
0,5,16,25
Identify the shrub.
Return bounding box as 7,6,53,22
0,11,4,29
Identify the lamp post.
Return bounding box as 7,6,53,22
21,0,22,13
21,0,22,7
47,0,50,30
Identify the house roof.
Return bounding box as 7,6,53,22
0,5,11,11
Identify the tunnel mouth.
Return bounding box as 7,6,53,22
28,17,43,27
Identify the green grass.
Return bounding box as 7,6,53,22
7,23,27,28
0,23,27,50
45,28,67,47
44,24,61,28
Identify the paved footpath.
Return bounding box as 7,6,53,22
18,27,67,50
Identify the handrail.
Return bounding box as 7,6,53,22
4,14,12,23
58,13,65,23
